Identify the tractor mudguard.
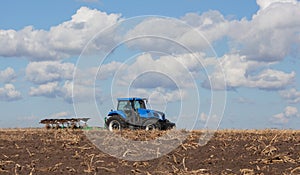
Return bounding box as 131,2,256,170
108,110,127,119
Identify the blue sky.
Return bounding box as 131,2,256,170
0,0,300,129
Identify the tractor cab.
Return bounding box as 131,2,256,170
117,98,146,111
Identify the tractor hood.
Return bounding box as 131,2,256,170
138,108,165,120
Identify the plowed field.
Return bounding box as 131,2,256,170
1,129,300,174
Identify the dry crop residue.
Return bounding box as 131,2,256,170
0,129,300,174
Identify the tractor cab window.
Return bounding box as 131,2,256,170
118,101,132,111
134,100,146,109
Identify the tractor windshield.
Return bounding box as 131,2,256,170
117,100,133,111
134,100,146,109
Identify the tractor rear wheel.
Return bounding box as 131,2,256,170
106,115,126,131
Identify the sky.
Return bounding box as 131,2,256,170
0,0,300,129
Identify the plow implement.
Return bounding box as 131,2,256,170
40,118,90,129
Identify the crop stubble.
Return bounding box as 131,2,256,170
0,128,300,174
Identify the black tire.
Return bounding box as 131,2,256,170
106,115,126,131
143,119,160,131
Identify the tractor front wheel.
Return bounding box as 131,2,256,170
143,119,160,131
106,115,126,131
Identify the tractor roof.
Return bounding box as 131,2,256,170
117,97,146,101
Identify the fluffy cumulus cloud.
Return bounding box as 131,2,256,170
279,88,300,104
96,52,294,92
271,106,299,124
114,53,208,89
29,81,73,103
234,2,300,62
1,1,300,105
120,0,300,92
25,60,114,103
29,80,102,103
26,61,75,84
0,27,53,60
232,97,254,105
202,54,295,90
0,7,121,61
93,53,208,105
181,10,230,46
96,61,128,80
112,87,185,105
0,67,16,83
256,0,297,10
29,82,61,98
0,1,299,63
49,7,121,56
0,84,22,101
125,0,300,62
125,15,224,53
48,111,72,118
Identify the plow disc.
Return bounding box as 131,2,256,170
40,118,90,129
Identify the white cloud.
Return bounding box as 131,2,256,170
29,82,61,98
180,2,300,62
202,54,295,90
195,112,220,128
271,106,299,124
48,111,72,118
29,80,102,103
97,52,295,92
232,97,254,104
124,3,300,63
0,84,22,101
125,17,213,54
181,10,230,45
70,62,123,89
247,69,295,90
115,87,186,105
148,88,186,104
29,81,72,102
26,61,75,84
272,113,289,124
284,106,298,117
256,0,297,11
114,53,207,89
124,11,230,54
26,61,98,103
122,3,300,93
0,67,16,83
230,1,300,62
0,27,53,60
1,4,299,104
0,7,121,61
0,3,299,64
61,80,73,102
96,61,127,80
122,11,230,56
64,80,97,103
279,88,300,104
29,81,75,103
182,10,225,28
200,112,208,122
49,7,121,56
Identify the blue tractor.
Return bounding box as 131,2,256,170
105,97,176,131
